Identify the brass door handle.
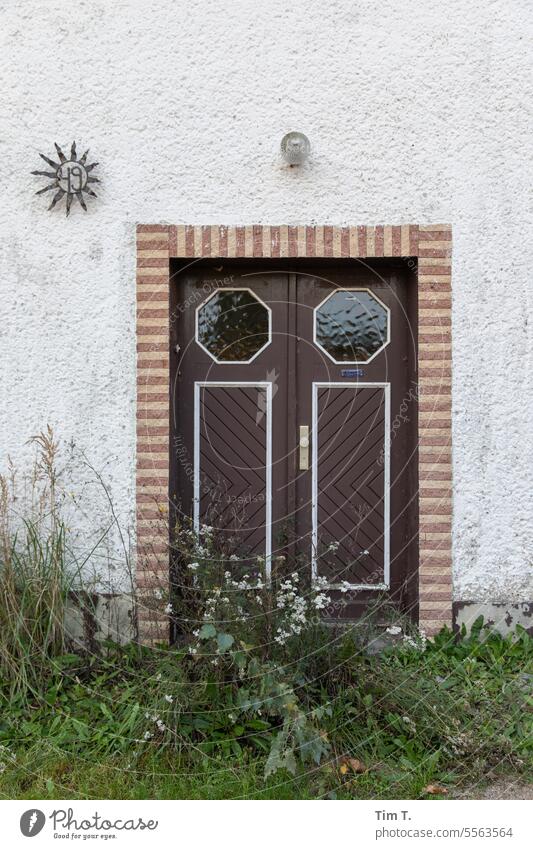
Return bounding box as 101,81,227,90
299,425,310,470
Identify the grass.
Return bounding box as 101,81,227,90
1,622,531,800
0,429,531,800
0,429,76,701
0,749,451,800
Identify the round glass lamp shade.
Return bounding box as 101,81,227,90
280,132,310,164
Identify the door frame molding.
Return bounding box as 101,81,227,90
311,381,391,591
136,224,452,642
193,381,273,580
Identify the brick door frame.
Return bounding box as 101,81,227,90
136,224,452,642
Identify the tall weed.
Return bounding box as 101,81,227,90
0,429,72,700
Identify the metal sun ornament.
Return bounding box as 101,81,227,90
32,142,99,216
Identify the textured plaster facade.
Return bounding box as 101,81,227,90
0,0,531,607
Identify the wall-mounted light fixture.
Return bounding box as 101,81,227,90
280,131,310,165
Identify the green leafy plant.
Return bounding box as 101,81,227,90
1,436,531,799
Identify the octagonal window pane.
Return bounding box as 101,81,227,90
197,289,270,362
315,290,388,363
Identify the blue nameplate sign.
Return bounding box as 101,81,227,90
341,368,363,377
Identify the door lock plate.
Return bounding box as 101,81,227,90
299,425,310,470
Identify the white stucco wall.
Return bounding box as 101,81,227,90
0,0,531,600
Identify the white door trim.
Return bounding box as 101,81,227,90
193,381,272,580
311,381,390,591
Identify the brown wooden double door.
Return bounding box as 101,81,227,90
170,259,418,618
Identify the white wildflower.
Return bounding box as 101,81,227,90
312,576,329,590
403,629,427,652
402,715,417,732
313,593,329,609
